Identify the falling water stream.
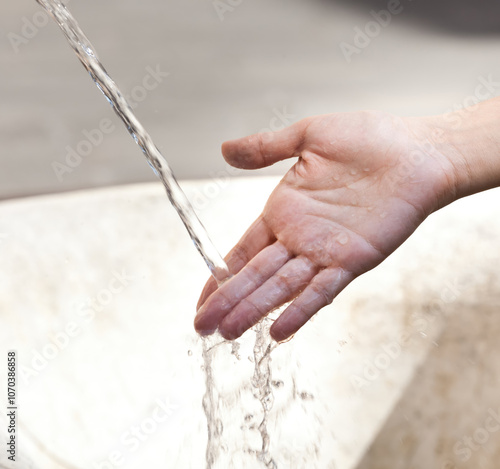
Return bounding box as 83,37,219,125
36,1,277,467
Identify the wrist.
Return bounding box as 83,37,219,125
429,98,500,203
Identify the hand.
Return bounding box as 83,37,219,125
195,111,457,342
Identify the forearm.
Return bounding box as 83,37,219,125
434,96,500,201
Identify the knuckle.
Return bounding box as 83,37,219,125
273,272,295,298
243,262,264,286
230,243,251,268
309,282,333,306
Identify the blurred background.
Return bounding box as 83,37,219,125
2,3,500,468
1,0,500,200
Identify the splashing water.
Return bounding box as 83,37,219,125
201,324,278,468
36,1,277,466
251,322,279,468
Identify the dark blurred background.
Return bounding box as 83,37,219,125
1,0,499,200
332,0,500,34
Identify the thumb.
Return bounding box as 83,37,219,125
221,117,312,169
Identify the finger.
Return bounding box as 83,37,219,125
194,241,292,335
221,117,312,170
270,267,354,342
196,215,275,310
218,256,318,340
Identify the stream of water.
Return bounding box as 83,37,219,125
35,1,277,467
35,0,229,285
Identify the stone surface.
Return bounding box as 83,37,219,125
0,178,499,468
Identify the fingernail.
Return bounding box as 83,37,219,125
219,327,238,341
194,309,214,336
194,317,216,336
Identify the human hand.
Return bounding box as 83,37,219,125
195,111,457,342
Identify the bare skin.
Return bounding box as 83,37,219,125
195,99,500,342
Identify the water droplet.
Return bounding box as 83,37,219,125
333,175,340,181
337,233,349,245
231,341,241,360
350,169,358,176
363,167,370,172
419,331,427,338
82,44,95,57
187,350,193,356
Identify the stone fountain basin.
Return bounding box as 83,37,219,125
0,177,499,469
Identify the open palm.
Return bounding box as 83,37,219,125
195,111,454,342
